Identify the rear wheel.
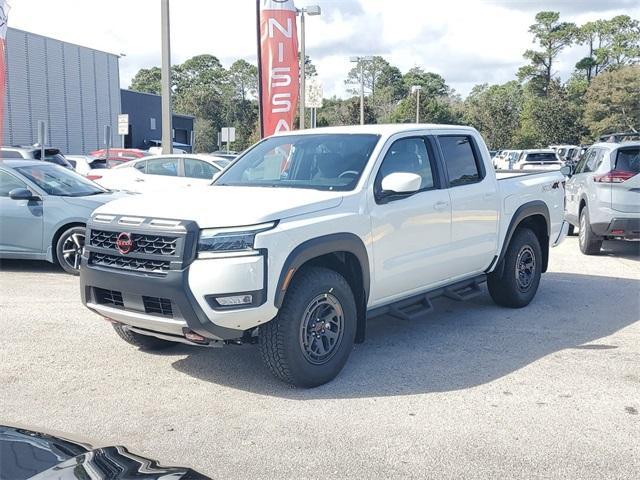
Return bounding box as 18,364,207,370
488,227,542,308
112,324,176,350
578,206,602,255
55,226,85,275
260,267,356,387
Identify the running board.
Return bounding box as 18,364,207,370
367,274,486,321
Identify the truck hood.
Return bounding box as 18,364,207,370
92,186,344,228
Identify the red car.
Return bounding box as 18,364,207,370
89,148,149,167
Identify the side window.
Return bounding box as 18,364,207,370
438,135,482,186
184,159,218,179
376,137,436,191
581,149,600,173
134,160,147,173
574,149,592,174
145,158,178,177
0,170,28,197
0,150,24,159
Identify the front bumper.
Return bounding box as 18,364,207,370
81,262,249,341
591,217,640,240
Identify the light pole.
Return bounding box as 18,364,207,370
411,85,422,123
349,56,373,125
160,0,173,154
297,5,321,130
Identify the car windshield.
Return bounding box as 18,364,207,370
215,134,380,191
16,164,107,196
526,153,558,162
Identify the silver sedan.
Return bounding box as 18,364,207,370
0,160,126,274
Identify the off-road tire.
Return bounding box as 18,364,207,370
260,266,357,388
578,206,603,255
488,227,542,308
112,324,176,350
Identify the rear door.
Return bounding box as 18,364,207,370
136,156,183,192
182,158,222,187
435,133,499,277
0,170,44,254
610,146,640,213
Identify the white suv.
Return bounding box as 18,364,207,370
565,141,640,254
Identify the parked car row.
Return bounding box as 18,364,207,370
493,149,563,170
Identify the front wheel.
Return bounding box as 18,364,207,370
578,207,602,255
55,226,86,275
488,227,542,308
260,267,357,387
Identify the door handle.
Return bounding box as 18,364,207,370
134,178,145,182
433,201,449,211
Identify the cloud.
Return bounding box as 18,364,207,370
488,0,638,14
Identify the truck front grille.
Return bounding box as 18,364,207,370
89,253,170,274
90,230,178,256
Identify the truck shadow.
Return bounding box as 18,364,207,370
0,259,65,273
600,240,640,260
171,271,640,399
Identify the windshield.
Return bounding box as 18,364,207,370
526,153,558,162
215,134,380,191
16,164,108,196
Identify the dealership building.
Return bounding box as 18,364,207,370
3,27,193,154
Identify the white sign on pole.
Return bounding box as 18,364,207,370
221,127,236,143
117,114,129,135
305,78,323,108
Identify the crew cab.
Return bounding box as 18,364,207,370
80,125,569,387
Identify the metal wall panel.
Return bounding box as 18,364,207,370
45,38,67,151
4,28,120,154
5,29,31,145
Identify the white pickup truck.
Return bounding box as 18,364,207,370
80,124,569,387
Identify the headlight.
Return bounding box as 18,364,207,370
197,222,276,257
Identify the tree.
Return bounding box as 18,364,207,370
402,68,449,97
606,15,640,68
128,67,162,94
584,65,640,136
345,97,376,125
345,56,390,98
173,54,228,95
298,53,318,78
518,11,576,94
517,81,582,147
229,59,257,102
463,81,524,150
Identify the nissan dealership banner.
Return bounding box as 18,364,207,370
257,0,299,137
0,1,9,143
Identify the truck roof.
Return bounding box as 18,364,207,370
274,123,477,137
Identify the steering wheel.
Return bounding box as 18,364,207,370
338,170,359,179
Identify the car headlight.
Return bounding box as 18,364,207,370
197,222,276,257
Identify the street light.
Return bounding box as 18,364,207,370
298,5,321,130
349,55,374,125
411,85,422,123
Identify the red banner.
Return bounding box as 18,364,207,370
258,0,299,137
0,1,8,145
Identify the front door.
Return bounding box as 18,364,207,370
369,136,452,305
0,170,44,255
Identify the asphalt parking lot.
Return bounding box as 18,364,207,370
1,237,639,479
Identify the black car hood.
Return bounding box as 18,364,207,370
0,425,209,479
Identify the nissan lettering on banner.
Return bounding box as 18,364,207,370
259,0,299,137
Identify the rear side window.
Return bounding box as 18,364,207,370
184,159,218,179
0,150,23,159
438,136,482,186
146,158,178,176
615,147,640,173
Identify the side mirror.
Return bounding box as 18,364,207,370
377,172,422,202
560,165,572,177
9,188,39,201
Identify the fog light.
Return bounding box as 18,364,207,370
185,330,206,343
216,294,253,306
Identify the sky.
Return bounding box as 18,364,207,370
8,0,640,99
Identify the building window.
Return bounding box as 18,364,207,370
150,118,156,130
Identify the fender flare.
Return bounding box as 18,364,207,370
274,232,370,309
492,200,550,275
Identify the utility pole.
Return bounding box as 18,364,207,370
160,0,173,154
299,11,305,130
411,85,422,123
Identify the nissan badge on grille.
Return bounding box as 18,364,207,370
116,232,134,254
